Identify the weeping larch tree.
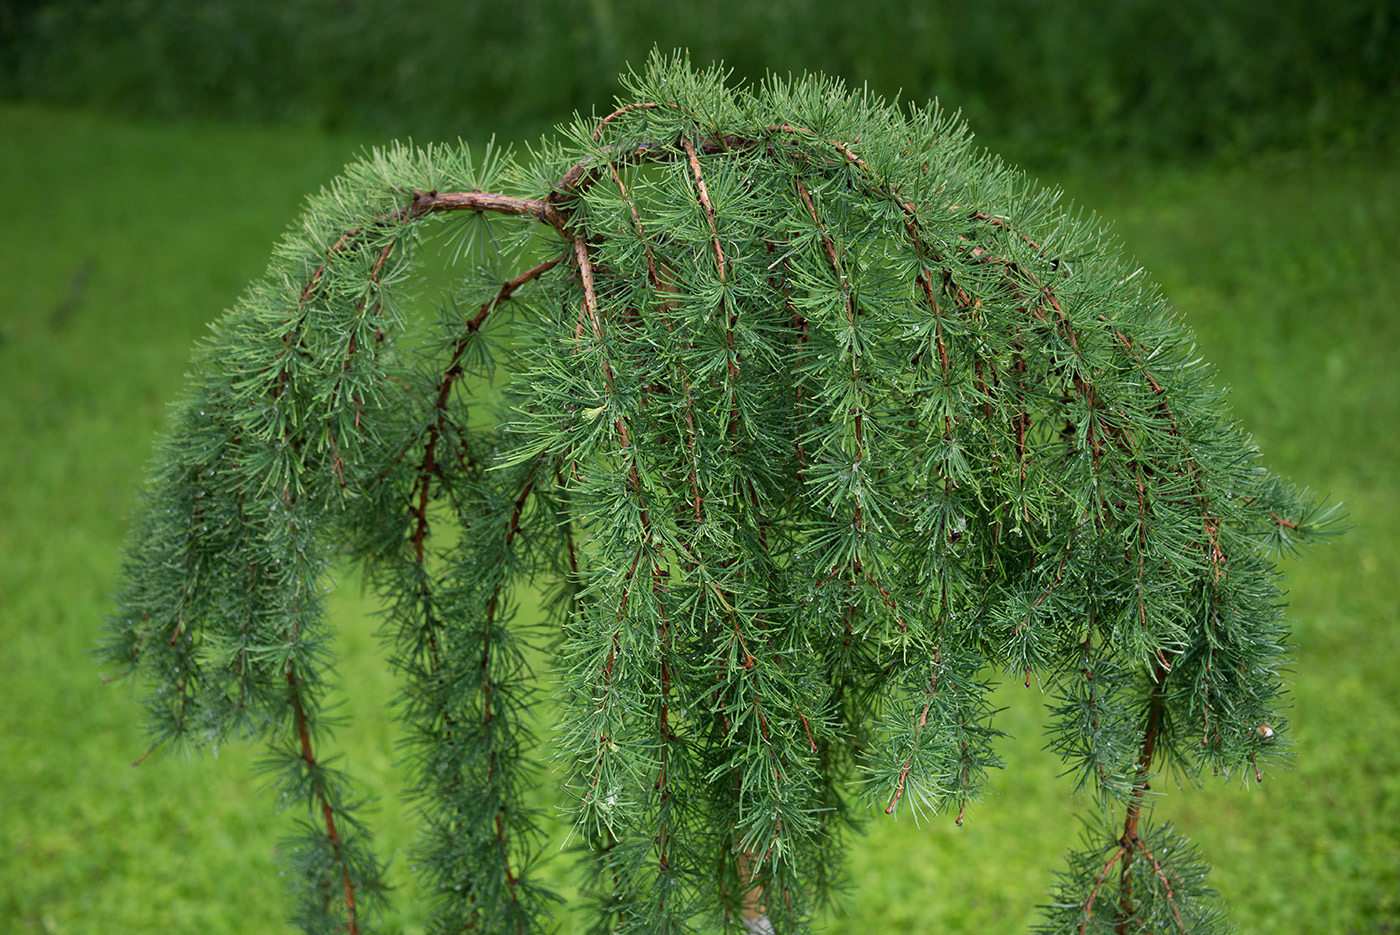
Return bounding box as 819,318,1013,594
104,53,1339,935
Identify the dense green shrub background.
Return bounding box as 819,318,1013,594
3,0,1396,161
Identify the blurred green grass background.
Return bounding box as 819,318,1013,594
1,2,1397,932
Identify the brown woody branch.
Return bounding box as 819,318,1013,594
288,668,360,934
407,188,569,238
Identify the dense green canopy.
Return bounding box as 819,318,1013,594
106,54,1336,934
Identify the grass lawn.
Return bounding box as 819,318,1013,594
1,105,1395,934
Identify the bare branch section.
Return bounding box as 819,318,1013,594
407,188,569,235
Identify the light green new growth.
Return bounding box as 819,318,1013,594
104,52,1339,934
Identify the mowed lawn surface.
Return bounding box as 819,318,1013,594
1,105,1395,934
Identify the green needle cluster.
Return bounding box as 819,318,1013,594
104,52,1339,934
